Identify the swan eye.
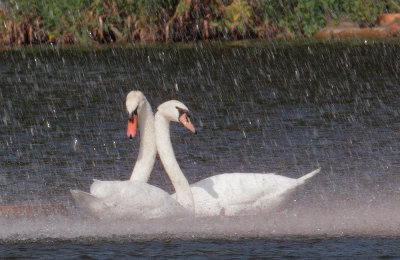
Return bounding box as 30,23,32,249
176,106,190,118
128,107,138,121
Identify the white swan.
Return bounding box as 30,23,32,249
89,90,156,199
155,100,321,217
70,91,194,219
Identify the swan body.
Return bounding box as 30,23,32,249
172,169,320,216
155,100,321,217
71,91,190,219
71,182,189,219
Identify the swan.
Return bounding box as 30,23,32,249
70,91,194,219
89,90,157,199
155,100,321,217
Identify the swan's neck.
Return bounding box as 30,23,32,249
155,112,195,213
130,99,157,182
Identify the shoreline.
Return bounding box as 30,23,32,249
1,1,400,47
0,37,400,51
0,26,399,49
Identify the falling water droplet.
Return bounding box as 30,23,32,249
295,69,300,81
73,138,78,151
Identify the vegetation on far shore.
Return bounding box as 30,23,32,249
1,0,400,45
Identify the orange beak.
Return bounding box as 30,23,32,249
179,113,196,133
127,113,138,139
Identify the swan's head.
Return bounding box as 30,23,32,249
157,100,196,134
125,90,146,139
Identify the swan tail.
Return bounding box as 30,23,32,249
70,189,108,216
297,168,321,184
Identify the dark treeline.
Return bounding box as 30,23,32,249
0,0,399,45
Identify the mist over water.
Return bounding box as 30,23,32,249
2,199,400,241
0,42,399,254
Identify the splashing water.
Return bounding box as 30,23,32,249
0,43,399,247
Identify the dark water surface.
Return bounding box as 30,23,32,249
0,41,399,257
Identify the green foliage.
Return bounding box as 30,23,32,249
294,0,339,36
224,0,253,34
341,0,394,24
4,0,89,29
257,0,297,25
0,0,399,44
257,0,400,36
175,0,190,15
